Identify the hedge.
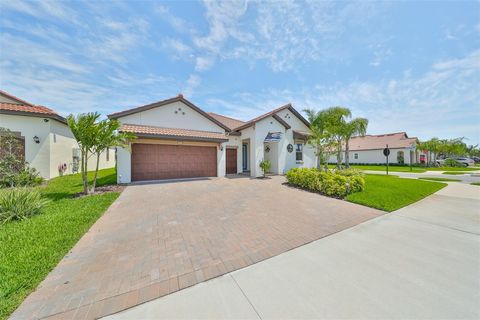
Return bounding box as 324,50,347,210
285,168,365,198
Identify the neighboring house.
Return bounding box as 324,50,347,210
328,132,422,165
0,90,114,179
109,94,315,183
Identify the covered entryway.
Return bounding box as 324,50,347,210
131,143,217,181
226,148,237,174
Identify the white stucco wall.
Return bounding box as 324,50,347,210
0,114,115,179
275,109,316,172
118,101,225,133
49,120,115,179
328,148,414,164
0,114,51,178
116,146,131,184
252,116,286,177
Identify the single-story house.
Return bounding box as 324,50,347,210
108,94,315,183
328,132,423,165
0,90,114,179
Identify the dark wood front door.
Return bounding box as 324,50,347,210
131,143,217,181
226,148,237,174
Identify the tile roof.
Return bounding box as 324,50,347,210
207,112,246,130
349,132,417,151
120,124,228,142
0,90,35,106
0,102,57,115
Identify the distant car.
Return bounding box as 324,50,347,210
472,156,480,164
436,157,475,167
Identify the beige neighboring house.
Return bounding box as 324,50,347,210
109,94,315,183
328,132,423,165
0,90,114,179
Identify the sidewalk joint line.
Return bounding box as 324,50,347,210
230,274,263,320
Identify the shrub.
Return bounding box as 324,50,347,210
0,188,49,224
259,160,271,177
286,168,365,198
444,159,464,167
0,165,43,188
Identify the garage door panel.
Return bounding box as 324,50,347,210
132,143,217,181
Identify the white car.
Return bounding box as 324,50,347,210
436,157,475,167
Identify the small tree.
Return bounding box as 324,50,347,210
323,106,352,169
259,160,271,178
0,128,26,187
67,113,100,194
67,113,135,194
90,119,135,193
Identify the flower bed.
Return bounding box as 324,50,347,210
285,167,365,198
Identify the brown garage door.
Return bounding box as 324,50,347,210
132,143,217,181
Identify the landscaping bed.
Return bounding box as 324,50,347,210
0,168,119,319
346,174,446,212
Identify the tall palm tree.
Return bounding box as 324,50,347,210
343,118,368,168
323,106,351,169
303,108,331,170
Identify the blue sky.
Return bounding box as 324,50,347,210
1,0,479,144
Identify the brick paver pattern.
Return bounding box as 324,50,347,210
11,176,382,319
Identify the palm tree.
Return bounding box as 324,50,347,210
343,118,368,168
323,106,351,169
303,108,332,170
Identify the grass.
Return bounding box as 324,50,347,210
471,182,480,186
341,165,427,173
0,168,119,320
418,177,461,182
442,171,468,175
427,167,479,171
333,164,479,173
346,174,446,212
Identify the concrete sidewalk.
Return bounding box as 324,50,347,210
106,183,480,319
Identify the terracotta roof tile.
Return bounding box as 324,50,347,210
120,124,228,142
0,102,58,115
349,132,417,151
207,112,246,130
0,90,35,106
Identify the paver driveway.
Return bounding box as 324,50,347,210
12,176,382,320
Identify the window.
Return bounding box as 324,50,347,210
295,143,303,161
354,153,358,160
106,148,110,161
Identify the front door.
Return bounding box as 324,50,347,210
226,148,237,174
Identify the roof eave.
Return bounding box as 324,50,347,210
0,109,67,124
126,132,228,143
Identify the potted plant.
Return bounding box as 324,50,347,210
259,159,271,178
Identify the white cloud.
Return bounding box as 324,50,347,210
207,51,480,143
184,74,201,97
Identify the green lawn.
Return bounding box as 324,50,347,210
418,177,461,182
471,182,480,186
428,167,479,171
346,174,446,212
338,164,479,173
0,168,119,320
442,171,468,175
342,165,427,173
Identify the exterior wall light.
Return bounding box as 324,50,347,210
219,145,224,151
33,136,40,144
